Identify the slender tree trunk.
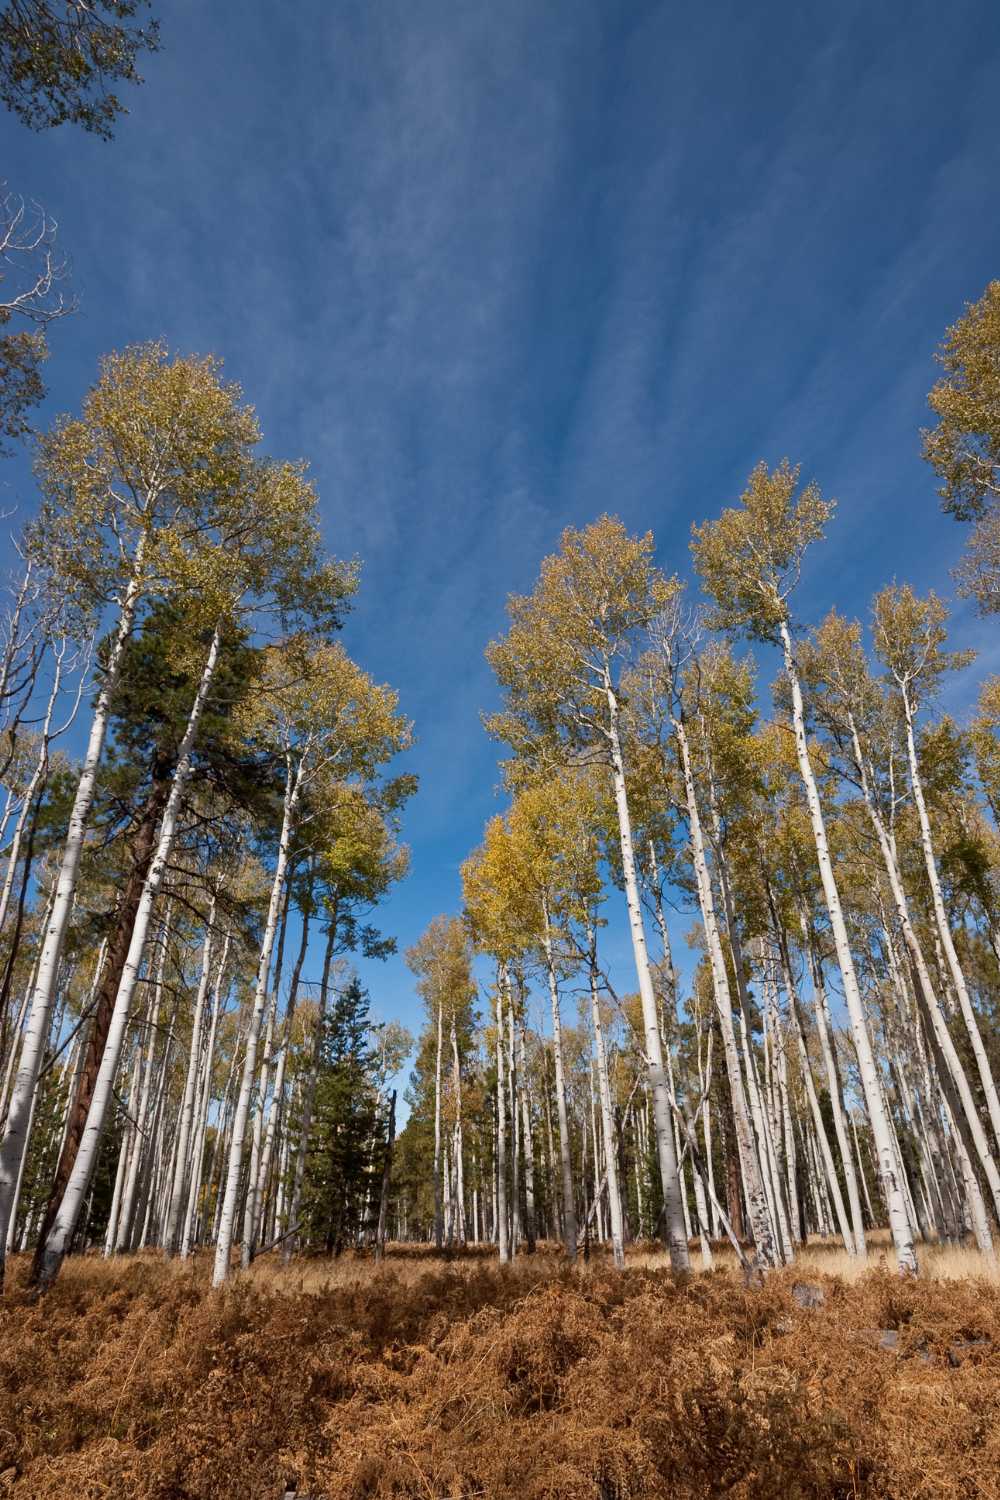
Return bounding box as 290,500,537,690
495,962,510,1263
780,621,915,1273
31,769,171,1274
374,1089,396,1261
164,893,218,1254
0,542,147,1280
35,624,223,1288
516,1017,536,1253
673,713,778,1266
181,934,229,1258
606,685,688,1271
213,753,303,1287
541,901,576,1261
587,920,625,1267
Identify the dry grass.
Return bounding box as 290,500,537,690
1,1242,998,1499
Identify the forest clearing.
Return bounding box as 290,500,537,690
3,3,1000,1499
2,1239,998,1500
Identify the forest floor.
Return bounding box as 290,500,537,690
0,1237,998,1500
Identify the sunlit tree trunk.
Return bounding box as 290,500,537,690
0,538,147,1279
495,961,511,1263
164,894,218,1255
586,920,625,1267
780,621,915,1273
36,625,223,1288
673,712,779,1267
606,685,688,1271
541,899,576,1261
213,753,303,1287
900,687,1000,1156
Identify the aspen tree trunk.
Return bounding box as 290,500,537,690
283,922,337,1263
163,894,217,1254
586,921,625,1267
781,946,856,1252
242,886,291,1266
0,646,63,933
507,995,521,1249
374,1089,396,1261
850,720,1000,1219
213,754,303,1287
764,951,801,1242
673,714,779,1266
605,687,688,1271
114,917,170,1252
779,621,916,1273
542,1050,558,1240
255,897,310,1255
516,1018,536,1252
541,900,576,1261
433,998,443,1251
0,540,147,1277
32,770,171,1271
449,1014,467,1244
800,920,868,1255
36,625,223,1287
104,1044,141,1253
181,938,228,1259
495,962,510,1263
900,689,1000,1155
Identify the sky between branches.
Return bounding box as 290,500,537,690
2,0,999,1048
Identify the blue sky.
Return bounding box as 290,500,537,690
2,0,999,1062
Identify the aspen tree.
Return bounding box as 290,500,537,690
634,610,781,1267
212,643,409,1285
872,586,1000,1153
487,519,689,1271
924,280,1000,613
0,345,261,1274
693,461,917,1272
802,608,1000,1224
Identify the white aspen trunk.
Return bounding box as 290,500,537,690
851,722,1000,1221
541,901,576,1261
213,755,303,1287
257,884,311,1252
673,714,779,1266
283,921,337,1261
542,1050,558,1241
765,956,801,1243
785,966,855,1252
516,1018,536,1251
507,992,521,1249
495,962,510,1263
587,922,625,1267
241,985,278,1268
0,542,147,1273
606,687,688,1271
103,1043,140,1254
0,646,64,933
163,894,217,1254
114,917,170,1252
0,899,52,1122
780,621,915,1272
432,996,443,1251
901,690,1000,1155
181,934,229,1258
37,625,222,1286
450,1015,467,1244
802,923,869,1256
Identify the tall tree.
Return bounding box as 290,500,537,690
486,518,690,1272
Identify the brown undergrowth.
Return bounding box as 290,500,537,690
0,1247,997,1499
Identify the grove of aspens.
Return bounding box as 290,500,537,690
0,4,999,1497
